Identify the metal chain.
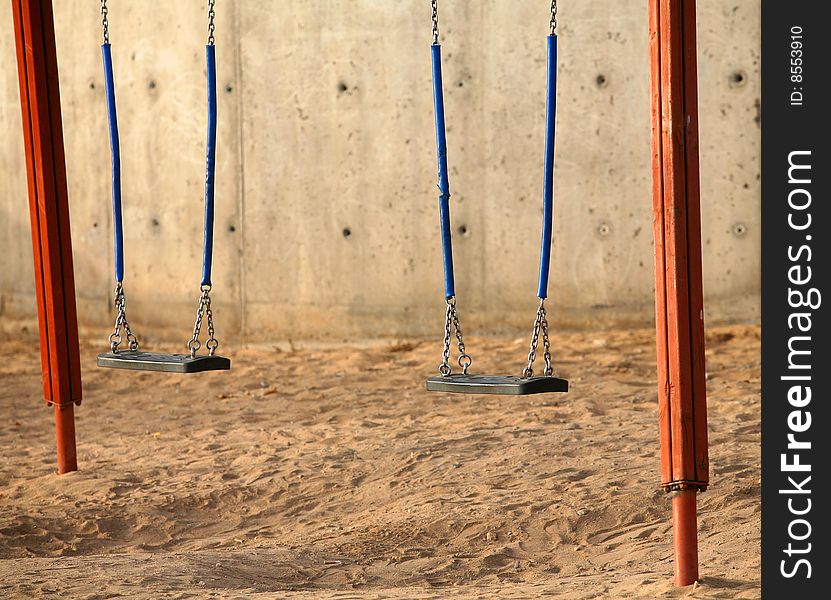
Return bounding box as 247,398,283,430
523,299,553,378
101,0,109,44
431,0,440,45
439,300,453,375
540,307,553,376
207,0,216,46
523,314,540,377
205,293,218,354
438,297,472,376
108,281,139,353
451,304,471,374
188,286,219,358
550,0,558,35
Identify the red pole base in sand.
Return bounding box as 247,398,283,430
672,489,699,586
54,404,78,474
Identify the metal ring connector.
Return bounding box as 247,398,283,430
458,354,472,374
109,332,121,353
187,338,201,358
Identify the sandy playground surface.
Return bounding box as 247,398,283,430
0,324,760,599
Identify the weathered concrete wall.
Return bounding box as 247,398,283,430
0,1,760,341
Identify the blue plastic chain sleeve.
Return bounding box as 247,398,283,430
536,34,557,299
431,44,455,299
201,44,218,287
102,43,124,282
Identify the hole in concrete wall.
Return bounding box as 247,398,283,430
337,81,349,93
732,223,748,237
89,82,95,90
729,71,746,88
458,224,469,237
93,222,98,228
457,81,464,88
151,218,160,228
228,224,236,233
595,74,608,88
342,227,352,239
225,84,233,93
148,80,157,89
597,222,611,237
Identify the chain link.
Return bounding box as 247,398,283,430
207,0,216,46
188,286,219,358
101,0,109,44
450,304,471,373
550,0,558,35
523,299,553,378
438,297,472,376
431,0,440,45
540,309,553,376
439,300,453,375
108,281,139,353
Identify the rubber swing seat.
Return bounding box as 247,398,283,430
425,373,568,395
97,351,230,373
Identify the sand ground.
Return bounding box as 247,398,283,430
0,324,760,599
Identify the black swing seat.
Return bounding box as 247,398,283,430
97,351,230,373
426,373,568,396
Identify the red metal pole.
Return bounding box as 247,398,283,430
11,0,83,474
672,490,699,584
648,0,709,587
54,402,78,474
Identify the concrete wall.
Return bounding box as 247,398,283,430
0,1,760,341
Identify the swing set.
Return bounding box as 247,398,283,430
95,0,230,373
424,1,569,396
10,0,709,588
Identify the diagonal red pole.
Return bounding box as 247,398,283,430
11,0,83,474
648,0,709,586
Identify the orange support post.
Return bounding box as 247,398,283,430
648,0,709,587
11,0,83,474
